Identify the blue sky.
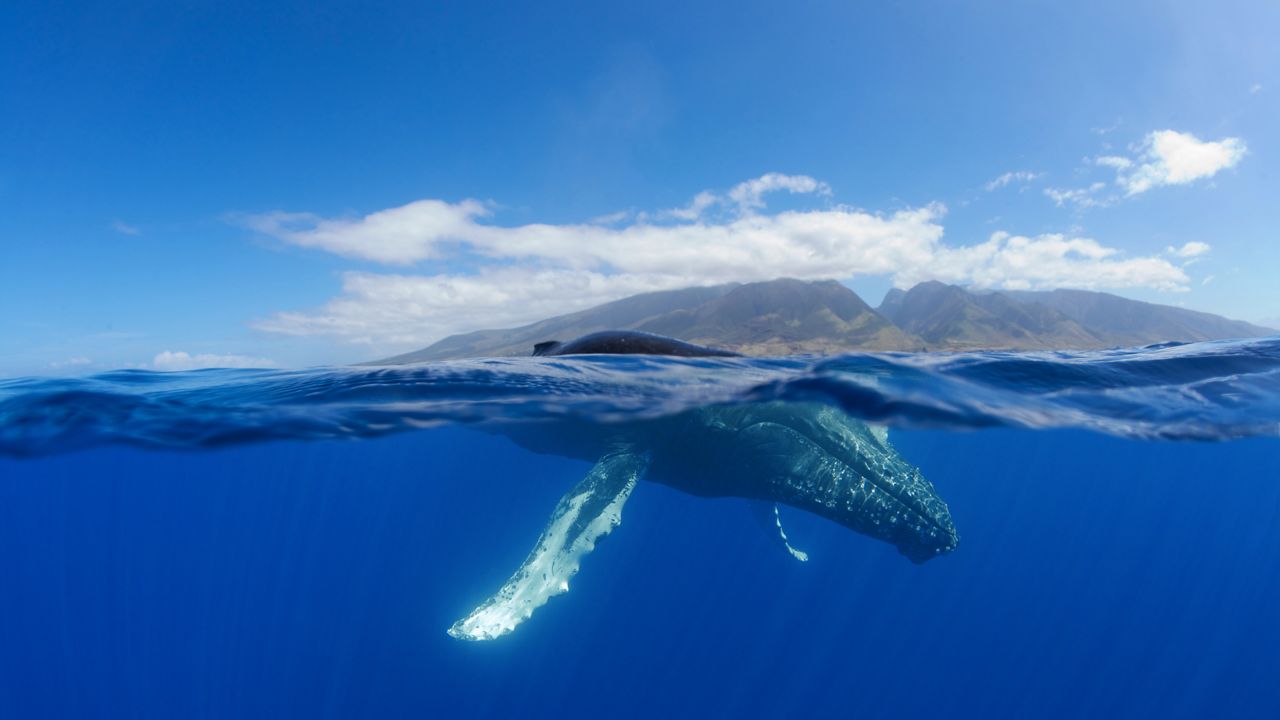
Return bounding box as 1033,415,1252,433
1,1,1276,374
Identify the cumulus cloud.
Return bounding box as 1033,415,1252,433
241,199,491,265
152,351,277,371
984,171,1042,191
725,173,830,212
659,174,829,220
242,174,832,264
242,174,884,275
254,269,700,346
255,236,1192,348
243,174,1199,348
1167,241,1211,259
897,231,1190,292
1047,130,1247,212
1114,130,1246,196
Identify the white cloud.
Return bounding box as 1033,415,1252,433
662,190,719,221
244,174,1199,348
1250,83,1262,94
657,174,832,220
241,199,491,265
984,171,1042,191
1093,156,1132,170
1115,130,1246,196
1043,182,1109,209
49,357,92,369
1167,241,1211,259
587,209,634,226
152,351,277,371
1047,131,1248,211
892,231,1190,293
241,174,844,270
254,269,698,346
725,173,830,212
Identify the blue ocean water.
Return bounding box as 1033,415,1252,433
1,338,1279,718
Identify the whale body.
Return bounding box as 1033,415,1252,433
447,331,959,641
532,330,742,358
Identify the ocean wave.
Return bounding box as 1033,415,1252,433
2,337,1278,457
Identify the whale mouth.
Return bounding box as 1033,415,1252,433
851,467,959,564
894,499,960,564
873,466,960,563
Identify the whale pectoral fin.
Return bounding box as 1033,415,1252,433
747,501,810,563
869,424,889,446
447,448,649,641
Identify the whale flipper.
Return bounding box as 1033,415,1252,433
748,501,810,563
869,424,889,445
448,448,649,641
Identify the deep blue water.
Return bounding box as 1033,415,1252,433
2,339,1279,718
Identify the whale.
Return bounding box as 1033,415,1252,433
532,330,743,358
447,331,959,641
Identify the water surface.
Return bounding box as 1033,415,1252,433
1,339,1278,718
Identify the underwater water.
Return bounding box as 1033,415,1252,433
1,338,1279,718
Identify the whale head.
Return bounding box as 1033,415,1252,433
852,464,960,564
664,403,960,563
765,419,957,562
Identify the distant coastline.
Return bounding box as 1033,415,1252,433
374,278,1275,362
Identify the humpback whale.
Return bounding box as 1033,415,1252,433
532,330,743,358
448,331,959,641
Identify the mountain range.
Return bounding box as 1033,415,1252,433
377,278,1275,362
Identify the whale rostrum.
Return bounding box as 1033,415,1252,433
447,332,959,641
